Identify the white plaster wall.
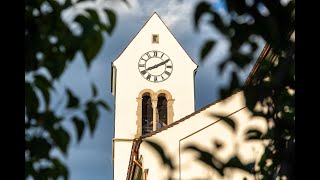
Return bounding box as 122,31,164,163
112,13,197,180
139,91,268,179
113,142,132,180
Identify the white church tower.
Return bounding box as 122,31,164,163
111,13,198,180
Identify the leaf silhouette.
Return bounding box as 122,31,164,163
184,145,224,176
200,40,216,61
144,140,174,169
212,114,236,131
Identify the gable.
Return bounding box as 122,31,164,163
112,12,197,70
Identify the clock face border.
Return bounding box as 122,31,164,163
138,50,173,83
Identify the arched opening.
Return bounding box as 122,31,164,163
137,89,174,137
142,94,153,135
157,94,167,129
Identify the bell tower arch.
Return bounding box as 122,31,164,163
136,89,174,136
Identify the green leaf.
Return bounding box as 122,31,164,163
47,0,62,11
194,1,212,31
144,140,174,169
86,9,100,24
210,11,228,35
72,117,85,143
62,0,72,8
231,51,252,68
34,74,51,88
74,14,103,67
74,14,90,30
51,127,70,154
105,9,116,34
38,167,56,179
34,75,51,107
25,82,39,118
40,111,62,131
85,101,99,136
200,40,215,61
243,86,258,112
43,58,67,79
41,88,50,109
220,86,233,99
81,32,103,68
97,100,110,110
92,83,97,97
230,71,240,90
212,114,236,131
25,160,35,178
52,158,69,179
225,0,248,15
246,129,263,140
26,137,51,159
66,89,79,108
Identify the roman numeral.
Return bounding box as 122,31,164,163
164,71,171,76
146,74,151,80
139,64,145,67
153,51,157,57
154,76,158,82
166,65,172,68
140,57,148,61
141,70,146,75
146,52,151,59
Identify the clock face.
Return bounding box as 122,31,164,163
138,50,173,82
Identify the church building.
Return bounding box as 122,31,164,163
111,12,271,180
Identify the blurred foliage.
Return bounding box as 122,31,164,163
192,0,295,179
147,0,294,179
145,140,174,170
25,0,125,179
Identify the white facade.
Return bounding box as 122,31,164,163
112,13,198,180
139,91,267,179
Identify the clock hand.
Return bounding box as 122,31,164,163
146,59,170,71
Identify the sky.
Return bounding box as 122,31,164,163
50,0,265,179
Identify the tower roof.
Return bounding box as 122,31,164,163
112,12,197,68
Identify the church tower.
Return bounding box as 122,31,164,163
111,13,197,179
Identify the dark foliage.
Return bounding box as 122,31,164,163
190,0,295,179
25,0,122,179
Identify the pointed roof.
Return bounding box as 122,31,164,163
112,12,197,68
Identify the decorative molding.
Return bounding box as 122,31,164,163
136,89,174,136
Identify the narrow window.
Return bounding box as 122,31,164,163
156,95,167,129
142,95,153,135
152,34,159,43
